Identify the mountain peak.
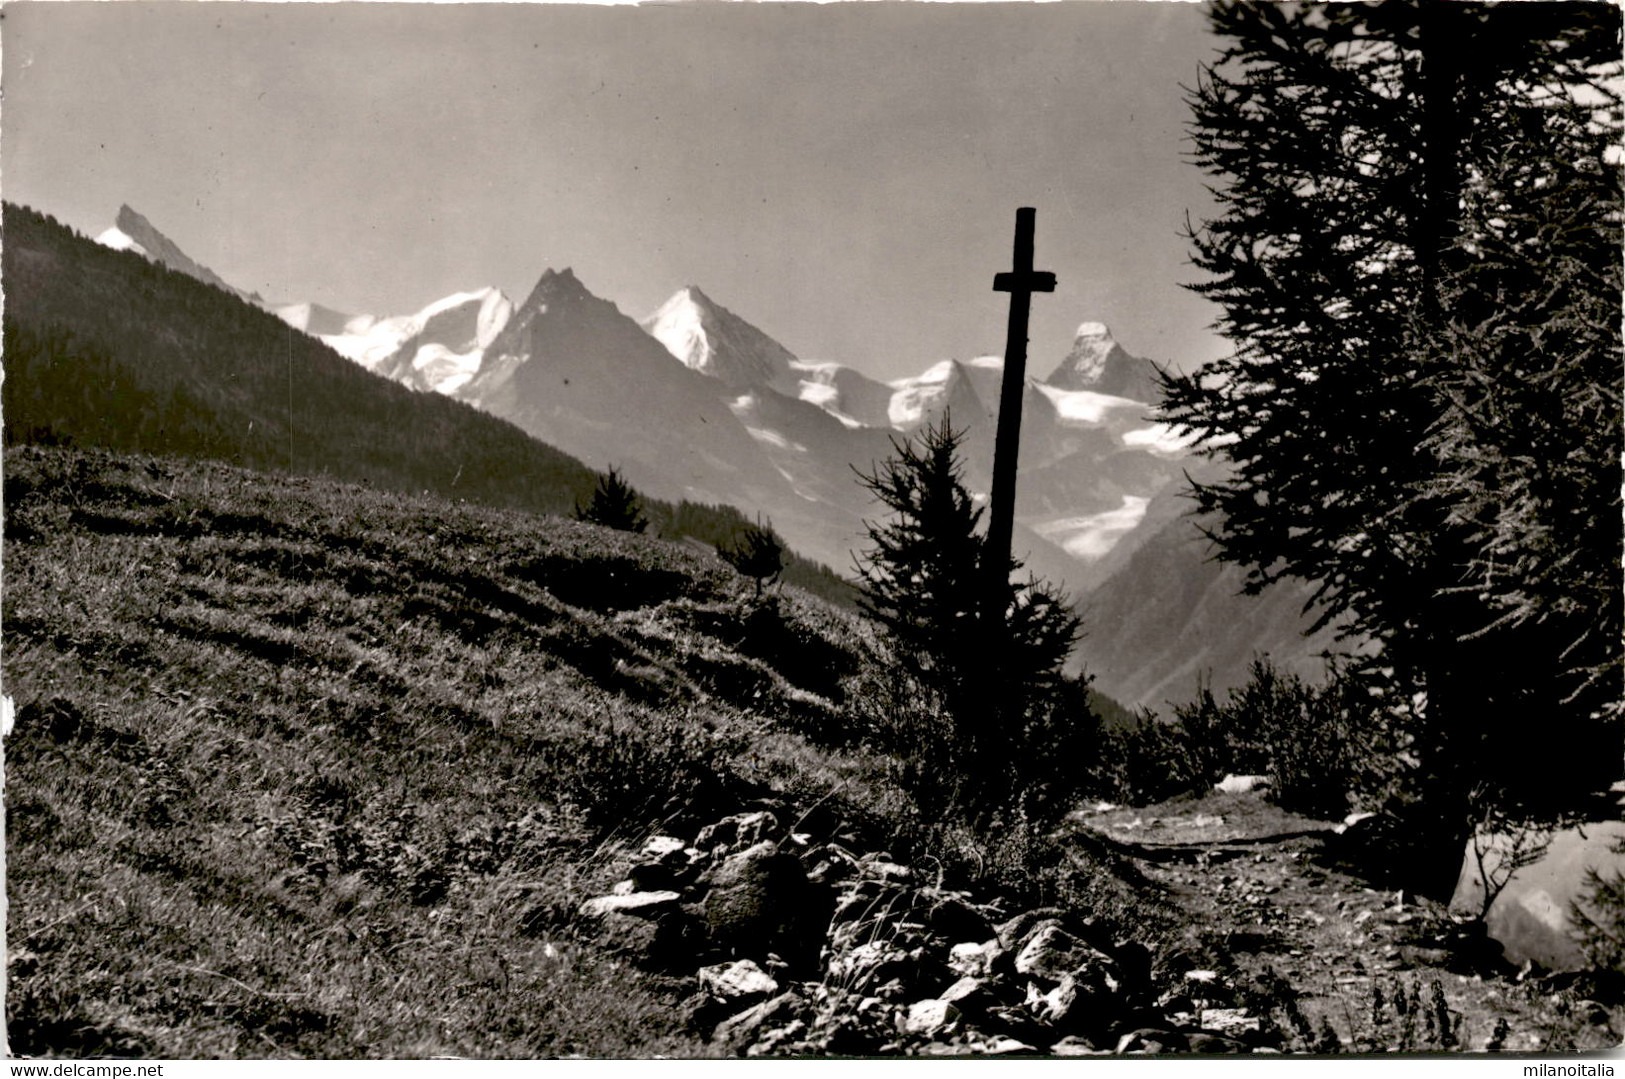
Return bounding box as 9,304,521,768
641,285,798,391
99,204,246,301
1043,319,1160,402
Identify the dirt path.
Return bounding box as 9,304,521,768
1070,790,1622,1053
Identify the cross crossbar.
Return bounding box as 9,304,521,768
993,270,1057,294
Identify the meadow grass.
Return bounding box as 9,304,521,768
3,446,1171,1058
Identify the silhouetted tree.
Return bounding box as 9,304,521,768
574,465,648,533
720,517,785,598
854,414,1092,818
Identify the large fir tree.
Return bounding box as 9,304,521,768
1160,0,1621,868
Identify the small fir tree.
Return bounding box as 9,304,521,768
721,518,785,598
854,414,1091,818
574,465,648,533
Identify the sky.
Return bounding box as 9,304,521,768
3,1,1230,382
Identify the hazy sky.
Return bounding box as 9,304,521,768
3,1,1229,381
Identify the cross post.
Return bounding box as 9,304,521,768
984,207,1055,628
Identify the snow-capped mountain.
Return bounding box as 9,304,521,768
92,204,512,398
641,286,801,394
96,205,254,302
85,200,1344,710
368,287,514,395
1047,320,1164,401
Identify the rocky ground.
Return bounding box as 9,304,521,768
573,789,1622,1057
1071,788,1625,1054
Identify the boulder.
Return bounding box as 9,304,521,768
627,862,679,892
703,841,830,972
898,999,961,1037
642,835,687,860
696,811,782,855
947,940,1003,979
1013,923,1120,989
938,975,1001,1017
925,894,996,943
583,905,699,971
1214,774,1271,794
700,958,779,1002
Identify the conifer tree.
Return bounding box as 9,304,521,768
854,414,1089,816
721,517,785,598
574,465,648,534
1159,0,1621,861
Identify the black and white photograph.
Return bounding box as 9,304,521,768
1,0,1621,1062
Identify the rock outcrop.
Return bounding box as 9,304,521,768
571,801,1277,1056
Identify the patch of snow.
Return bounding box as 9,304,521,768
746,427,806,453
644,287,712,373
796,380,839,409
887,359,958,427
319,314,417,369
95,226,147,256
1034,383,1146,425
1122,422,1200,457
1032,495,1150,560
410,342,484,396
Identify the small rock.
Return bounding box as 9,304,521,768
1116,1028,1188,1054
1184,969,1220,985
947,940,1002,978
1215,774,1271,794
978,1036,1039,1055
642,835,686,859
899,999,961,1037
696,811,781,855
712,992,800,1050
1049,1035,1109,1056
1199,1008,1261,1037
854,854,912,882
578,890,681,918
699,959,779,1001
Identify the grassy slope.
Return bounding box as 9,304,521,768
4,446,905,1058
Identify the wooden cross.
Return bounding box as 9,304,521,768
985,207,1055,624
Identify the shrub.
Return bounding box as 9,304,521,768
1571,838,1625,974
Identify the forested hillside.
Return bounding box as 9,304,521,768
1,203,853,605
